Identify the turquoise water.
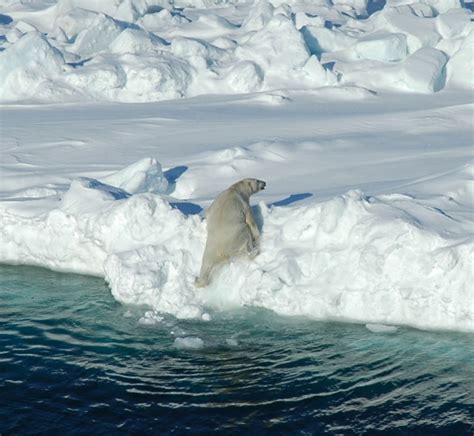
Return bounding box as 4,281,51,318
1,265,473,434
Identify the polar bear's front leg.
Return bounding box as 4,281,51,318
245,207,260,241
245,208,260,258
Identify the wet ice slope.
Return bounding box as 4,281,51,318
0,1,473,332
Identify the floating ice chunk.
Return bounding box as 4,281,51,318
226,338,239,347
173,337,204,350
170,327,187,337
138,310,164,325
355,32,407,62
101,157,168,195
123,310,133,318
109,28,167,54
366,324,399,333
71,13,123,58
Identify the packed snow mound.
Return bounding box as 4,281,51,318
101,157,169,194
446,30,474,89
108,28,167,55
354,33,408,62
0,0,472,103
0,159,473,332
70,13,124,58
0,32,72,102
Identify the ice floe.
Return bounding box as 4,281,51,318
1,159,472,332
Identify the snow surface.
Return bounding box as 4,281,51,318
0,0,473,333
0,0,472,103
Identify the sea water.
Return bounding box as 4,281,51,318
1,265,473,434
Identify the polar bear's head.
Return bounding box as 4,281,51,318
232,178,266,198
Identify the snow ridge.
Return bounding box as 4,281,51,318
0,0,472,103
1,159,472,332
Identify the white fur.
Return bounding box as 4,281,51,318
195,178,265,287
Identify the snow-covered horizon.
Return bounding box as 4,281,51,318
0,0,473,332
0,0,472,103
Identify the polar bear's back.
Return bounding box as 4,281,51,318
206,189,252,254
207,189,245,221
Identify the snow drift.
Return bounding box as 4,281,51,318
1,159,472,332
0,0,472,103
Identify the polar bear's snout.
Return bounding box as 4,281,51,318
257,180,266,191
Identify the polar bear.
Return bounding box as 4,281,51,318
195,178,266,288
